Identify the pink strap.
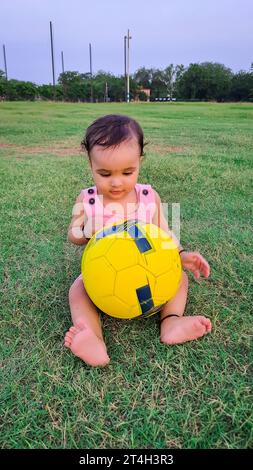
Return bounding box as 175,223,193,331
81,186,97,218
80,183,156,227
136,183,155,205
135,184,156,222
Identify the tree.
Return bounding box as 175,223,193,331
38,84,63,101
93,71,114,101
58,71,91,101
0,70,6,98
138,91,148,101
176,62,232,101
2,63,253,103
162,64,185,99
150,69,167,99
3,79,37,100
201,62,232,101
230,71,253,101
92,71,128,102
109,76,126,101
134,64,185,100
133,67,153,88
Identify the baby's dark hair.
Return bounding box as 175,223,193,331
81,114,145,157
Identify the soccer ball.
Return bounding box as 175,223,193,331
81,220,182,319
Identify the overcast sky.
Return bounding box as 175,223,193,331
1,0,252,84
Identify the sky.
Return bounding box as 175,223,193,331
1,0,252,84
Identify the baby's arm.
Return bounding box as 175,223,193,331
153,190,210,278
152,190,184,251
68,193,88,246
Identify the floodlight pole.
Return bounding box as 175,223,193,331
3,44,8,80
61,51,65,73
104,81,108,102
50,21,56,99
126,29,132,103
124,36,127,101
89,43,93,102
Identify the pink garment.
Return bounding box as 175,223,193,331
81,183,156,238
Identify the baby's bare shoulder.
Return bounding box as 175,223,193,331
75,192,84,204
152,189,161,203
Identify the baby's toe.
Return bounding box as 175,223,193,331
65,331,74,340
199,316,212,333
64,335,72,346
69,326,79,334
64,330,76,345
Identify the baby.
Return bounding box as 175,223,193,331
64,114,211,366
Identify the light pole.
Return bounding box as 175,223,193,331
49,21,56,100
3,44,8,80
124,35,127,101
104,81,108,102
126,29,132,103
61,51,65,73
89,43,93,102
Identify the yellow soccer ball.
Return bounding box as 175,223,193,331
81,220,182,319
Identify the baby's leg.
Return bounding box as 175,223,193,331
64,275,110,367
160,272,212,345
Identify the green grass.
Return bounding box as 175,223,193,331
0,101,252,449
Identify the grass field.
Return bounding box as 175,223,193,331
0,101,252,449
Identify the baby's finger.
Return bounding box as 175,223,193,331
202,261,210,277
193,270,200,279
195,255,210,277
193,254,204,269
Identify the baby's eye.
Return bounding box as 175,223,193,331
101,174,110,177
123,172,133,176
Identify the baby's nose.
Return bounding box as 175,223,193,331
111,178,122,187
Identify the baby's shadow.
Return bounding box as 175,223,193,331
101,313,160,362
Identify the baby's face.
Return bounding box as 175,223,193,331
89,138,141,200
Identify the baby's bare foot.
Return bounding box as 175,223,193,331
161,315,212,345
64,325,110,367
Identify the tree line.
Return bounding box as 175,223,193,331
0,62,253,102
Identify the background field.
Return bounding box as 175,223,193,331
0,101,252,449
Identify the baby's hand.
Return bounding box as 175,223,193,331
180,251,210,279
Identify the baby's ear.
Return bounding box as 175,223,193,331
140,155,145,164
